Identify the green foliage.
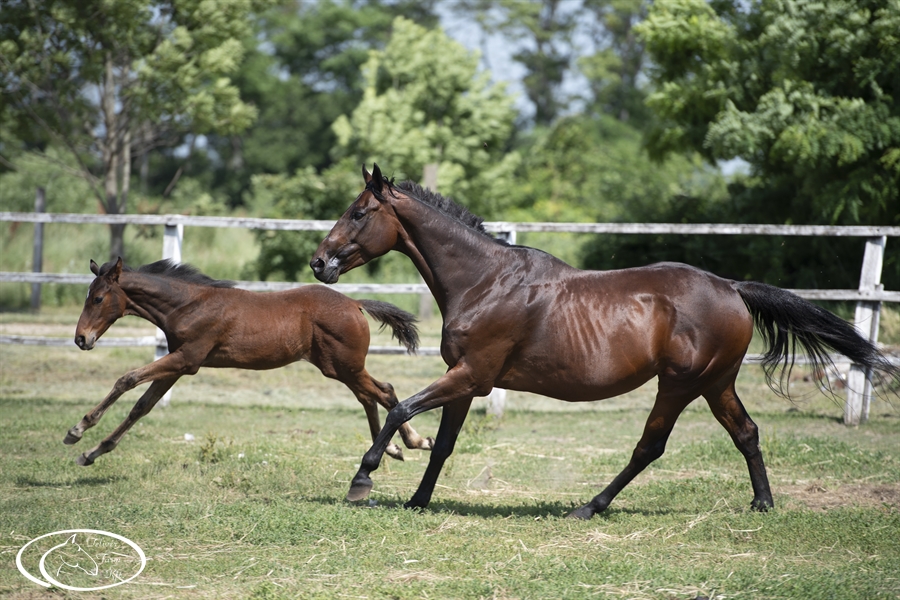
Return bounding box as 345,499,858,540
245,164,361,281
205,0,439,205
637,0,900,227
509,114,726,224
331,16,521,217
0,0,267,260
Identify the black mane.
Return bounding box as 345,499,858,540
391,180,504,244
100,259,236,288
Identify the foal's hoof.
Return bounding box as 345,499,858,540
386,443,405,461
346,476,374,502
566,504,596,520
75,454,95,467
422,436,435,450
64,429,82,445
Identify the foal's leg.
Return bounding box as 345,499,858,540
64,353,193,445
75,377,179,466
404,397,474,509
703,379,773,511
370,378,434,452
568,386,696,519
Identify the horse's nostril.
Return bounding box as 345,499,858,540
311,258,324,273
75,335,85,348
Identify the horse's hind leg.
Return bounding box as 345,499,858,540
76,377,178,466
569,387,696,520
703,377,773,511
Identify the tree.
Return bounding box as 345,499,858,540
578,0,650,125
637,0,899,227
635,0,900,288
454,0,576,126
331,16,520,216
0,0,264,261
203,0,439,206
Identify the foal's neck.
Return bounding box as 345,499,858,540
121,272,192,331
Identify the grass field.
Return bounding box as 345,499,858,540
1,311,899,599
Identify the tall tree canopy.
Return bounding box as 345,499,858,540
203,0,438,205
331,15,520,215
0,0,265,260
637,0,900,227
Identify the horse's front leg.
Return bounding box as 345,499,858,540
405,396,474,509
76,377,179,466
64,364,155,445
347,362,485,502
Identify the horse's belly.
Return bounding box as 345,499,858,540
497,351,657,402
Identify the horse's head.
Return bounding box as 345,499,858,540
310,164,402,283
75,258,127,350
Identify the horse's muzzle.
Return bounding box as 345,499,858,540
310,256,340,284
75,334,94,350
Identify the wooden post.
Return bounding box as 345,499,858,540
30,188,46,311
844,236,886,425
156,222,183,407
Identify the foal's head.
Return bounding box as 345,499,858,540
310,164,403,284
75,258,127,350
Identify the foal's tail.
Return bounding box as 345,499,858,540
734,281,899,397
358,300,420,353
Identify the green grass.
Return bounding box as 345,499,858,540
1,313,899,599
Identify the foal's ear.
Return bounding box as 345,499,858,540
90,259,100,276
362,164,372,183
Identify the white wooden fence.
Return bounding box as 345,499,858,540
1,211,898,424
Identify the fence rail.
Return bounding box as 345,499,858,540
1,211,896,424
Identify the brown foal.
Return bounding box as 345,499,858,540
68,257,433,466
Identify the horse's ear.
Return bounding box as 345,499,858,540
110,257,123,282
362,164,372,183
371,163,384,193
90,260,100,276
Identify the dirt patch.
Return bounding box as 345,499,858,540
782,482,900,511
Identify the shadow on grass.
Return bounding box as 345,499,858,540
301,494,678,520
16,474,126,487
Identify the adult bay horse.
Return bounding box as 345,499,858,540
68,257,433,466
310,164,899,519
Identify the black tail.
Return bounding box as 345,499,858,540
734,281,898,397
359,300,420,353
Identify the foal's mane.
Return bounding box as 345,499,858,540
101,259,237,288
388,179,504,244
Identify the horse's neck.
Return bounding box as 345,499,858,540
395,196,500,311
120,273,188,330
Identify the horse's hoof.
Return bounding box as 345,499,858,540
566,504,595,520
63,430,82,445
346,476,373,502
75,454,94,467
386,444,405,461
423,436,435,450
751,498,773,512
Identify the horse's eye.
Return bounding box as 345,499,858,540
93,296,103,305
351,210,365,221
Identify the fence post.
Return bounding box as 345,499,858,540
30,187,46,311
156,222,183,407
844,236,886,425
